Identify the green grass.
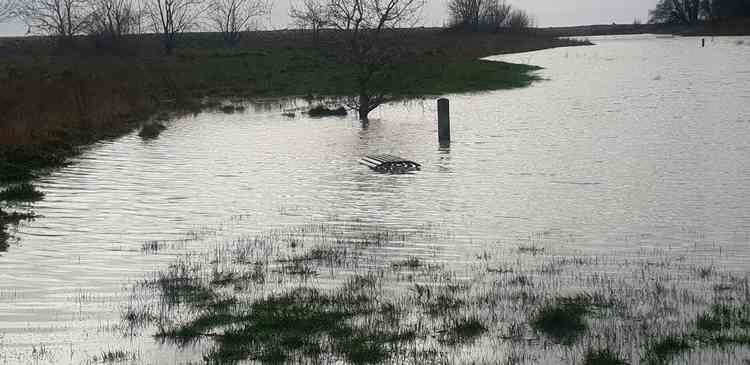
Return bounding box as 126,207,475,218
159,281,416,364
0,183,45,203
138,122,167,139
116,223,750,364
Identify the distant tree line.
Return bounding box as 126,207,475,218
446,0,533,32
0,0,269,52
649,0,750,24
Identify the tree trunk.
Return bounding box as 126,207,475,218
358,93,370,120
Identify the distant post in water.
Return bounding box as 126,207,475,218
438,98,450,144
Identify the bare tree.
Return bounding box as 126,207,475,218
87,0,139,46
674,0,750,22
447,0,510,31
144,0,204,53
506,8,532,29
20,0,91,38
327,0,425,120
649,0,701,24
0,0,17,23
207,0,269,46
482,0,510,30
289,0,328,45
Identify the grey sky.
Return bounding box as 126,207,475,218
0,0,658,37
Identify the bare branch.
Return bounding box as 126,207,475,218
142,0,206,53
289,0,328,44
20,0,91,37
0,0,18,23
327,0,425,120
506,8,532,29
448,0,514,31
86,0,139,45
207,0,270,46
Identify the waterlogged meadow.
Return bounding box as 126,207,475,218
120,223,750,365
2,35,750,365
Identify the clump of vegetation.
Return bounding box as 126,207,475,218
530,294,608,344
154,278,417,364
518,244,545,255
0,227,9,251
438,317,487,345
392,257,422,269
308,105,348,117
138,123,167,139
141,240,162,254
696,302,750,332
583,348,629,365
0,208,36,251
220,105,246,114
0,183,45,203
91,349,138,363
646,336,692,365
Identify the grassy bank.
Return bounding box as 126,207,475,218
120,224,750,365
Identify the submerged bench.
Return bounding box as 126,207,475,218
359,154,421,173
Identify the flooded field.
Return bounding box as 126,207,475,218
2,34,750,364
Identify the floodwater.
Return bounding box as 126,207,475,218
1,34,750,364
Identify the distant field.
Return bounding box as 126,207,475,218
542,17,750,37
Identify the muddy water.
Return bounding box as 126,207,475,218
1,34,750,364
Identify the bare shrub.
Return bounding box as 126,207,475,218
207,0,270,46
448,0,511,31
289,0,328,45
506,8,533,29
87,0,139,48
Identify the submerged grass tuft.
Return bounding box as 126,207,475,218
438,317,487,345
308,105,347,117
120,224,750,364
531,299,588,344
91,349,138,363
583,348,629,365
646,336,692,365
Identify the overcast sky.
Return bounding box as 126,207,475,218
0,0,658,37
